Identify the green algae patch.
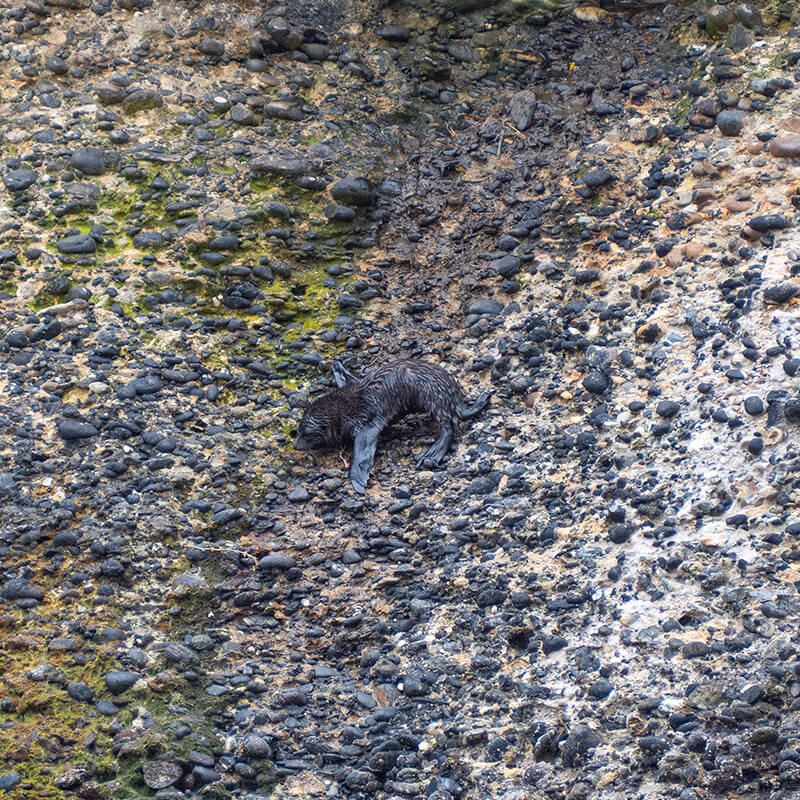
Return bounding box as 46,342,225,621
0,640,125,798
671,94,692,125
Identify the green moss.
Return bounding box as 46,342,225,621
672,94,692,125
102,298,142,317
28,292,53,311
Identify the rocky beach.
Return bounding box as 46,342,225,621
1,0,800,797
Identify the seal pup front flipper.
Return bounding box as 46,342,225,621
349,421,383,493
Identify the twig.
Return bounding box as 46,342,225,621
187,542,259,572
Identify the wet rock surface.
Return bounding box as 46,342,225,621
2,1,800,799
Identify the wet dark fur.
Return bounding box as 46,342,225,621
294,359,491,493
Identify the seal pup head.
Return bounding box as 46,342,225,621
294,361,359,451
294,399,336,451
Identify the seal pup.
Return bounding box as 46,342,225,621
294,359,491,493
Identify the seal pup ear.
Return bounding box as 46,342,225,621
331,360,356,388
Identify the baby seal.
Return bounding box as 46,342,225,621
294,358,491,493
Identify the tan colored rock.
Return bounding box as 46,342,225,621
769,135,800,158
42,298,88,316
665,248,684,267
574,5,609,22
684,241,707,260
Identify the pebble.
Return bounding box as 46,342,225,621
509,90,538,131
763,284,798,304
46,56,69,75
56,234,97,254
2,579,44,601
377,25,410,42
582,371,609,394
0,773,20,790
768,135,800,158
258,554,296,570
142,762,183,790
609,523,634,543
70,148,107,176
67,682,95,702
716,110,745,136
330,176,375,206
468,299,504,316
744,396,763,415
3,168,37,192
57,420,99,440
656,400,680,418
582,168,613,188
241,734,272,758
104,671,141,695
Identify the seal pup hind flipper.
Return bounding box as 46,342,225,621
457,390,492,421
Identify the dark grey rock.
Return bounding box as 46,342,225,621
707,4,734,36
750,726,779,745
744,396,763,415
682,641,710,658
562,725,600,767
57,420,99,440
249,151,311,178
105,670,141,695
123,89,163,113
258,554,296,570
198,38,224,56
56,234,97,254
131,376,163,395
609,524,634,544
265,17,303,51
583,371,609,394
587,679,613,699
46,56,69,75
582,168,612,188
325,203,356,222
241,734,272,758
509,90,537,131
70,147,107,176
716,110,745,136
132,231,164,249
763,284,798,304
656,400,680,418
330,176,375,207
67,682,95,702
376,25,410,42
2,578,45,601
191,765,220,785
468,299,504,316
3,168,37,192
230,103,257,125
0,773,20,790
639,735,669,753
749,214,789,232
